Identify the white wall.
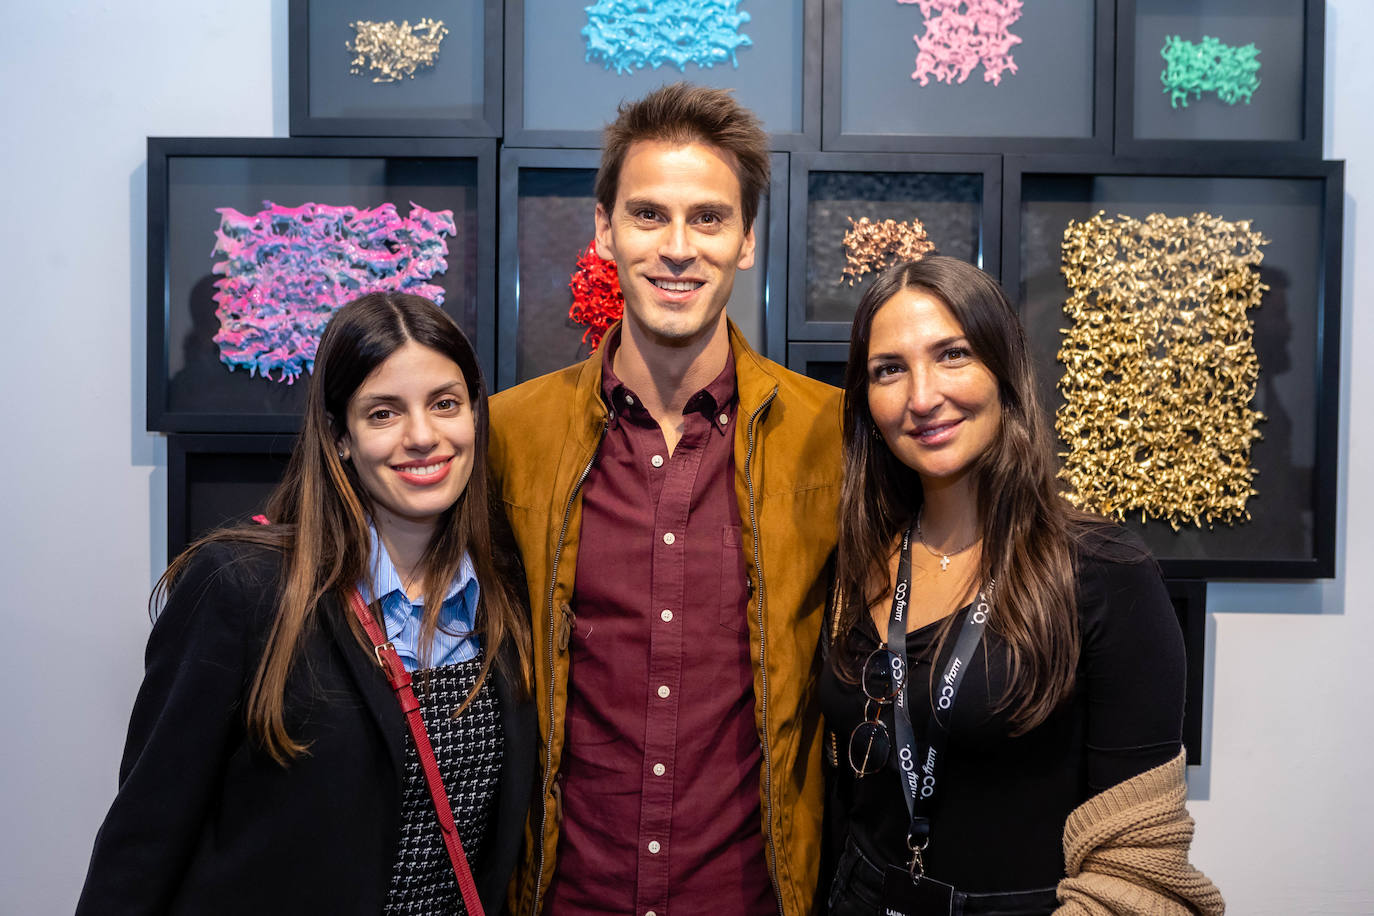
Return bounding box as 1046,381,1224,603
2,2,1370,912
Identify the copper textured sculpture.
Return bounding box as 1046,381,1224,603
1057,211,1269,529
840,217,936,285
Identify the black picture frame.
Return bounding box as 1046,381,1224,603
147,137,497,433
1164,578,1207,766
788,151,1001,341
167,433,298,563
1115,0,1324,158
503,0,821,151
1003,154,1343,579
821,0,1113,154
496,147,790,391
786,341,848,389
288,0,502,137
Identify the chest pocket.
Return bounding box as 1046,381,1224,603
719,524,751,632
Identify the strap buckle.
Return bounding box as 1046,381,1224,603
374,641,398,669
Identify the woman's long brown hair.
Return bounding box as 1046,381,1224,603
835,256,1112,733
154,292,532,764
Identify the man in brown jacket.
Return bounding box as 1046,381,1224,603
489,83,842,915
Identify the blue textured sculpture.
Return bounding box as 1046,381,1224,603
582,0,753,74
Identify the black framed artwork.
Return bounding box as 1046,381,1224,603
503,0,821,150
1164,578,1207,766
167,434,297,563
147,137,496,433
788,151,1001,341
496,147,790,391
822,0,1113,153
786,341,848,389
1115,0,1323,158
288,0,502,136
1004,155,1343,579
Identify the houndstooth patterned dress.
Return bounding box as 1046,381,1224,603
383,655,503,916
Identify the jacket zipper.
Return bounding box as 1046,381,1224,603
744,386,784,916
532,418,608,915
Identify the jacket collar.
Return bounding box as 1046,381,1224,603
726,318,780,417
320,593,408,775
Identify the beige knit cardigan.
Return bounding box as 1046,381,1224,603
1055,749,1224,914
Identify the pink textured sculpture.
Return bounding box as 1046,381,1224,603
210,201,456,383
899,0,1023,86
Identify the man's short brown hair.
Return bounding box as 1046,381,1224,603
596,82,771,230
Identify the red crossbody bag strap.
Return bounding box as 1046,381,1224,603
347,589,486,916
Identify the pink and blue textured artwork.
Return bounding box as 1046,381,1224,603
899,0,1023,86
210,201,455,383
582,0,752,74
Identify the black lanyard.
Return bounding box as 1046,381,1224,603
885,528,993,876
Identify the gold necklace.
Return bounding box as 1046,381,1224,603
915,511,981,572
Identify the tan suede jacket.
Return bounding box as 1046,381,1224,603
489,321,843,915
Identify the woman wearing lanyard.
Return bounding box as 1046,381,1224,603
820,257,1222,915
78,293,534,915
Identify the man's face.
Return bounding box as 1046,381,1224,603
595,140,756,349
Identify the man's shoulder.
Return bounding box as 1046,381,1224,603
490,359,596,429
740,350,843,430
490,360,585,407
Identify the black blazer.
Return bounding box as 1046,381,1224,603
76,542,535,915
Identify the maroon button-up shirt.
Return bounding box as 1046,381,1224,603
546,331,773,915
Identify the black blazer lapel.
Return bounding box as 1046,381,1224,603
319,595,408,776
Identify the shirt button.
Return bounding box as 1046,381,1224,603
648,840,661,854
625,393,635,405
657,685,670,699
661,609,673,622
647,912,657,916
653,763,666,776
662,532,675,545
719,413,729,426
651,454,664,468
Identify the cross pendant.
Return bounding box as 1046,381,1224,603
940,554,951,571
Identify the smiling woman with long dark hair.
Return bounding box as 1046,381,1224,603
77,292,533,915
820,256,1222,915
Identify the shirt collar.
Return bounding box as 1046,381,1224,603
598,324,738,436
360,525,478,640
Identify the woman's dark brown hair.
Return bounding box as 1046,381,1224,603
835,256,1105,733
156,292,532,764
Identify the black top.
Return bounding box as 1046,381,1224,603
819,533,1185,893
76,541,535,916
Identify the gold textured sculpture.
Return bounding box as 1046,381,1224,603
347,19,448,83
1056,211,1268,529
840,217,936,285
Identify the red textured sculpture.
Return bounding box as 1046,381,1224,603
568,239,624,351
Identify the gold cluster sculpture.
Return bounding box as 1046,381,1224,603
1056,210,1269,529
347,19,448,83
840,216,936,285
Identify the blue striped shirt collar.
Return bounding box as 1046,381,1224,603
357,525,480,670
